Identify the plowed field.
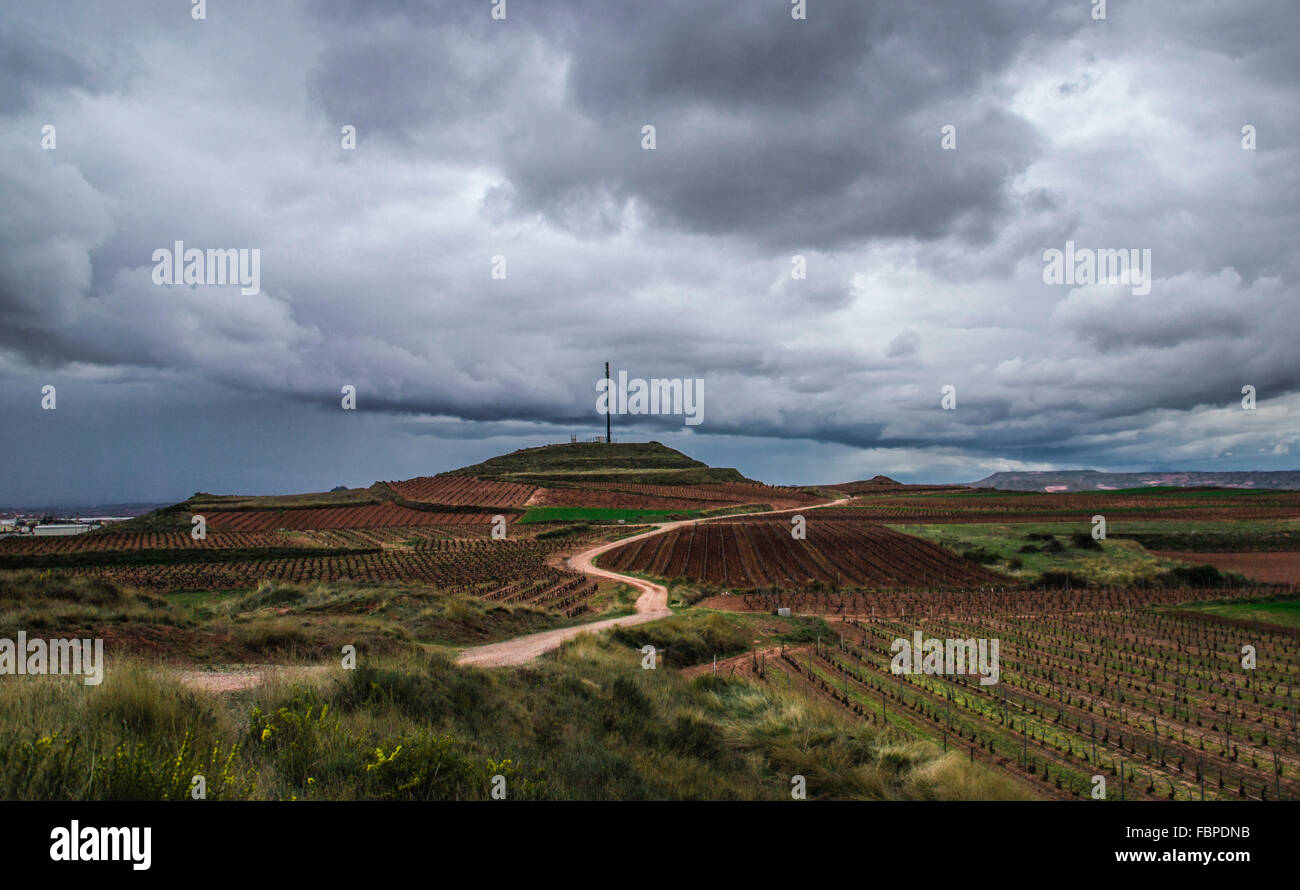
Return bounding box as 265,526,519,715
386,476,536,507
599,520,1007,589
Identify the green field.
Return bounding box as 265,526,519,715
891,522,1245,587
1172,594,1300,629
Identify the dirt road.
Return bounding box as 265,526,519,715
455,497,845,667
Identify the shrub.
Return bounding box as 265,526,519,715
1159,565,1230,588
93,663,217,737
960,546,1000,565
361,732,545,801
232,618,314,654
1036,571,1091,589
247,695,355,785
609,613,749,667
0,571,125,605
1070,532,1102,551
667,715,723,761
0,731,253,801
235,580,305,610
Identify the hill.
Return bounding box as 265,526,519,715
441,441,752,487
970,469,1300,492
824,475,963,495
102,441,767,533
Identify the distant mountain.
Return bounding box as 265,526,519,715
0,502,169,518
968,470,1300,492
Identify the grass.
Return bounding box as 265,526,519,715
1171,594,1300,629
0,638,1033,800
607,607,833,667
0,573,633,662
608,612,752,668
892,522,1244,587
0,571,187,635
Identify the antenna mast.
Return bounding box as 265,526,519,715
605,361,611,443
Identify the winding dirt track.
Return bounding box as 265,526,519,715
456,497,845,667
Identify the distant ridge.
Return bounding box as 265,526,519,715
0,502,168,518
969,470,1300,492
825,476,963,495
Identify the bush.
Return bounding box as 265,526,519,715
232,618,314,654
666,714,723,761
1070,532,1102,550
609,613,749,667
247,694,355,785
960,546,1000,565
0,571,126,605
0,730,253,801
93,663,217,737
235,580,305,610
360,732,542,801
535,524,591,541
1036,571,1091,589
1160,565,1230,588
610,675,653,716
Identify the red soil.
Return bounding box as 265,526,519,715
1152,551,1300,584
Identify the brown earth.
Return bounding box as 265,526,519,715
1152,550,1300,584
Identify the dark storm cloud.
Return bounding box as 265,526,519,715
0,0,1298,501
299,1,1069,247
0,26,131,114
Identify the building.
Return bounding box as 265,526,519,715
32,523,99,536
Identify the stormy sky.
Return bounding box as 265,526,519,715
2,0,1297,503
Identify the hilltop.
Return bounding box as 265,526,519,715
103,441,770,532
441,441,752,487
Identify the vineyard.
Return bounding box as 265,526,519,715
577,480,825,509
0,531,318,553
385,476,537,507
204,504,520,531
526,487,732,511
757,587,1300,800
598,520,1008,589
58,538,600,614
815,488,1300,524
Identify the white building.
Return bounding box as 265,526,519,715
32,523,100,536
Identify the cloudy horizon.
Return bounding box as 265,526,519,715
2,0,1297,503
